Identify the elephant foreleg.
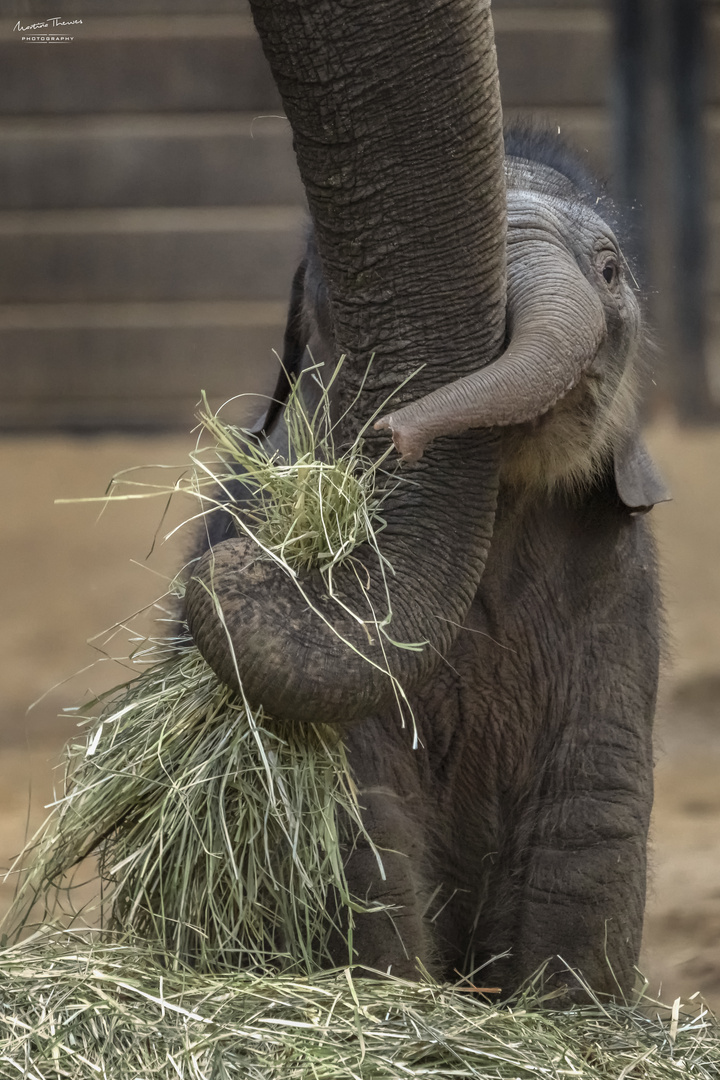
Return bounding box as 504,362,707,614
482,709,654,1000
332,724,436,979
338,791,435,978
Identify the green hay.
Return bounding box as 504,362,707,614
0,930,718,1080
8,368,402,973
90,363,402,583
195,374,396,575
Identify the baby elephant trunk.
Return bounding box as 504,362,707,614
375,237,606,462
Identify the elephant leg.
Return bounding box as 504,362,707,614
339,790,436,978
330,722,436,979
480,709,654,1000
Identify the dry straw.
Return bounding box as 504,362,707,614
0,930,717,1080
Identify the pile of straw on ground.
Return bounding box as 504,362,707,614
0,930,717,1080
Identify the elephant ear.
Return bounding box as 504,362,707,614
613,428,671,514
251,259,308,438
251,249,343,465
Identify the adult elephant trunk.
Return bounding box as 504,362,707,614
185,0,507,725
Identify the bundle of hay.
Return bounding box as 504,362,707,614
9,371,400,973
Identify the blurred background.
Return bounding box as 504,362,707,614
1,0,719,1008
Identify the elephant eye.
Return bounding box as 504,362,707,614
601,258,618,285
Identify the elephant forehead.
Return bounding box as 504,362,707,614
505,187,618,254
505,156,578,200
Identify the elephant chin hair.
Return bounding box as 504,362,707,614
499,306,643,497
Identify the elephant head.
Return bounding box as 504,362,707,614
184,2,666,725
378,124,670,510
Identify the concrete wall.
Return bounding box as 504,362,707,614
1,1,717,428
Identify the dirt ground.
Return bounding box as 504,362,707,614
0,420,718,1009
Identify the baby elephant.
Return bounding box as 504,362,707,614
186,126,668,998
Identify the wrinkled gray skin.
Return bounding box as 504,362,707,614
185,0,668,999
